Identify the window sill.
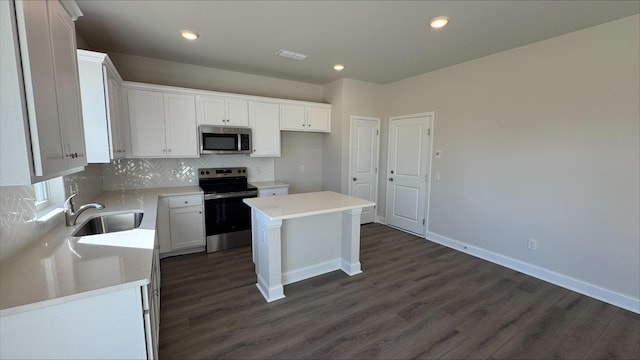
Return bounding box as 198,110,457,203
36,206,63,223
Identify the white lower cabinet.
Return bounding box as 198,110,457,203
158,194,205,257
0,265,160,359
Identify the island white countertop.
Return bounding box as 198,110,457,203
243,191,375,221
0,186,202,316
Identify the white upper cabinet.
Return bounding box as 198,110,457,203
249,101,281,157
0,0,85,185
77,50,128,163
164,93,198,157
127,88,198,158
196,95,249,127
280,104,331,133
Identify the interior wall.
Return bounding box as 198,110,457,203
382,15,640,300
340,79,384,195
105,52,324,103
321,79,345,193
0,165,104,267
275,132,323,194
321,79,384,195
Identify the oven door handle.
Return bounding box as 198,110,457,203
204,191,258,200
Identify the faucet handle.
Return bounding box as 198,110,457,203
64,192,78,211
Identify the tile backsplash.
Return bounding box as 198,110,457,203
0,164,104,267
102,156,275,190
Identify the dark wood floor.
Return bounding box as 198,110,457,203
159,223,639,359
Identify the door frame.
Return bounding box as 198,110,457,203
386,112,435,237
348,115,381,222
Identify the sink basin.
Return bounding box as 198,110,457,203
72,212,144,237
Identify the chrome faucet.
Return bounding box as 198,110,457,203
64,193,105,226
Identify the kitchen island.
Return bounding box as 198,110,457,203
243,191,375,302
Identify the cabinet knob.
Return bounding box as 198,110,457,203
352,177,358,181
199,211,202,214
184,201,188,204
168,149,172,152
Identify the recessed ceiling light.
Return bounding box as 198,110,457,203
181,30,199,40
333,64,345,71
429,16,449,29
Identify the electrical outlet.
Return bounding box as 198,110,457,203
527,238,537,251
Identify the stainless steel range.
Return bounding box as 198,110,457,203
198,167,258,253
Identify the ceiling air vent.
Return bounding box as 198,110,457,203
276,49,309,61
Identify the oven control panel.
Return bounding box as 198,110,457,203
199,167,247,179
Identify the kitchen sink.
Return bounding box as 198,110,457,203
72,211,144,237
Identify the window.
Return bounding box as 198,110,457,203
33,181,50,211
32,177,65,219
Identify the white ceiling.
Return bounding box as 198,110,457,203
74,0,639,85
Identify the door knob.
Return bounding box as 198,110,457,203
390,170,394,174
352,177,358,181
389,178,394,181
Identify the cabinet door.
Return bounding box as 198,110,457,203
280,104,306,131
164,92,197,157
128,89,166,157
169,205,205,250
78,57,111,163
250,101,280,157
306,106,331,132
196,95,226,126
15,0,67,176
226,98,249,126
105,69,124,158
49,0,86,168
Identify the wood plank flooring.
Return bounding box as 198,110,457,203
159,223,639,359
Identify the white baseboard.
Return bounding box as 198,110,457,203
426,231,640,314
282,259,341,285
375,216,387,225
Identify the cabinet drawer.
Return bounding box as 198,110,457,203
168,195,202,208
258,187,289,197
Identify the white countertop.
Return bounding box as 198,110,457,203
0,186,202,316
243,191,375,221
250,181,290,189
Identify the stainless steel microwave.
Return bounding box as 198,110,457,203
199,126,252,155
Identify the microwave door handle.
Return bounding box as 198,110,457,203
238,134,242,151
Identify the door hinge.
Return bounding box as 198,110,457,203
428,128,431,136
376,130,379,135
375,167,378,173
422,219,426,225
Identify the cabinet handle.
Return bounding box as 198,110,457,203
162,149,166,153
168,149,172,152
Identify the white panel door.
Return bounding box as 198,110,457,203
49,0,85,167
306,106,330,132
349,116,380,224
196,95,226,126
280,104,306,131
169,206,205,250
249,101,281,157
226,98,249,127
386,114,432,235
128,89,166,157
163,92,197,157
